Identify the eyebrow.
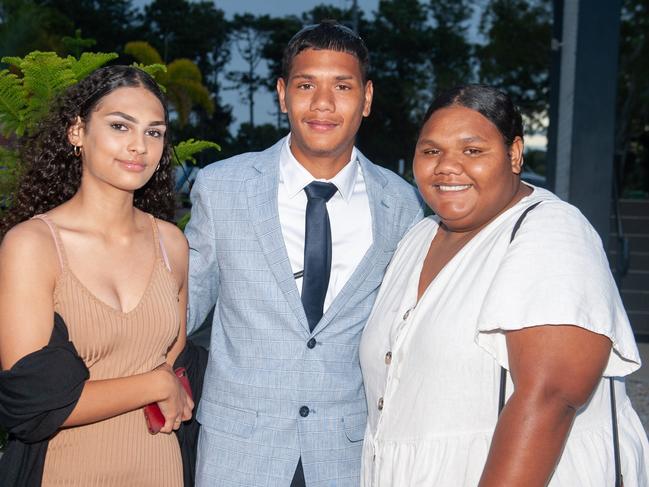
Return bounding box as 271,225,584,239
416,138,436,146
417,135,488,146
106,111,166,126
291,74,356,81
459,135,487,143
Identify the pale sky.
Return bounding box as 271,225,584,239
217,1,378,129
135,1,379,129
133,1,546,149
213,0,378,17
134,0,378,17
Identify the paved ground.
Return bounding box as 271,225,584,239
627,341,649,432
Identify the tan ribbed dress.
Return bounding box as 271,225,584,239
35,214,183,487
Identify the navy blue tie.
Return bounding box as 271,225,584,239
302,181,338,331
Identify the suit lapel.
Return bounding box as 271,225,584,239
246,138,309,331
315,154,393,333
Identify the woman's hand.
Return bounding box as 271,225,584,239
154,363,194,434
479,324,611,487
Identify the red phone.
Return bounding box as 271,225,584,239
144,367,193,434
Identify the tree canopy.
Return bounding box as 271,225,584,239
0,0,645,194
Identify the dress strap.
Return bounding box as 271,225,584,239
149,214,171,272
31,214,68,270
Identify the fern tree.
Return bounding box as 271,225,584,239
0,51,118,218
0,51,117,137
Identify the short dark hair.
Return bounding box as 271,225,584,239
281,20,370,83
421,84,524,147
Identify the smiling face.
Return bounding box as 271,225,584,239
413,105,525,232
68,85,166,193
277,48,373,177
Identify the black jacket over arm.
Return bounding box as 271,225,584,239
0,314,207,487
0,313,89,487
173,339,208,487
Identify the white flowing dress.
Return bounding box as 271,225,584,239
359,186,649,487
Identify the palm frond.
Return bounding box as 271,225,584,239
16,52,76,134
1,57,24,69
173,138,220,166
167,58,203,83
166,88,192,126
132,63,168,88
70,52,119,81
124,41,164,66
0,71,27,137
0,145,20,202
169,79,214,114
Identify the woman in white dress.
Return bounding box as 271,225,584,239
359,84,649,487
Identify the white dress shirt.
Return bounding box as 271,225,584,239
278,136,373,313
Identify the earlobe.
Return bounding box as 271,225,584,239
362,80,374,117
276,78,288,114
513,154,524,175
510,136,524,175
67,116,84,147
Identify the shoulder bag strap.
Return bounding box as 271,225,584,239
497,201,623,487
610,377,624,487
498,201,541,413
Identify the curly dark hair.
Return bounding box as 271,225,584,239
1,65,175,238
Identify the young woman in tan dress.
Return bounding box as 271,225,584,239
0,66,193,486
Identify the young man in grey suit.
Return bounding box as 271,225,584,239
185,21,423,487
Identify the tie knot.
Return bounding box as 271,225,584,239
304,181,338,202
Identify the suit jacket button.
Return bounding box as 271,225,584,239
307,338,317,349
378,397,384,411
385,351,392,364
299,406,310,417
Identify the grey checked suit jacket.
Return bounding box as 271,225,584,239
185,137,423,487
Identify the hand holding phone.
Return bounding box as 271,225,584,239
144,367,193,434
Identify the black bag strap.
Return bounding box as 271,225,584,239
508,202,542,244
498,201,540,414
497,201,623,487
610,377,624,487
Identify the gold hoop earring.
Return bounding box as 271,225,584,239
73,145,81,157
154,163,160,172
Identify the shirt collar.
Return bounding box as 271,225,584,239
279,134,359,202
